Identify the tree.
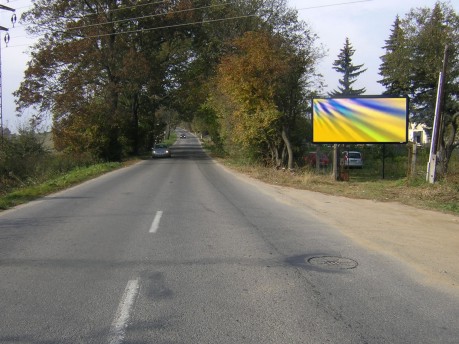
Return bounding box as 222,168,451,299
14,0,322,166
174,0,323,169
15,1,132,160
0,125,48,184
215,31,285,148
378,2,459,175
212,27,322,169
329,37,367,96
378,16,411,95
170,0,272,129
15,0,188,160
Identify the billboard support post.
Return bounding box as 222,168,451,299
333,144,339,181
382,144,386,179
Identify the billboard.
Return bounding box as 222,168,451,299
312,96,409,143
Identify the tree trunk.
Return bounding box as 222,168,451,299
131,93,140,155
438,112,458,176
281,126,294,170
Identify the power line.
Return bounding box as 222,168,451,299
66,1,235,32
85,0,168,16
296,0,373,11
12,0,375,32
8,1,236,33
82,12,259,40
72,0,375,40
6,0,376,45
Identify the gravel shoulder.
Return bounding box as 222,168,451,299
222,164,459,297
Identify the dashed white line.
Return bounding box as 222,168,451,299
108,279,140,344
149,211,163,233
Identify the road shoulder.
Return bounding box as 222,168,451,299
219,163,459,297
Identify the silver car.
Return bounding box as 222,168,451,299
152,143,171,158
342,151,363,168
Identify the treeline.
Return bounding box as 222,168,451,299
15,0,320,169
12,1,459,174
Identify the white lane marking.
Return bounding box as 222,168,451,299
149,211,163,233
108,279,140,344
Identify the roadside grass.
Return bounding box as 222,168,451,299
215,155,459,215
0,161,129,210
1,134,457,216
0,133,179,211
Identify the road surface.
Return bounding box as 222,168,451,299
0,131,458,343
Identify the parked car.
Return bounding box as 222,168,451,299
341,151,363,168
180,134,187,139
152,143,172,158
304,152,330,167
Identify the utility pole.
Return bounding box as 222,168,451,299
0,3,15,145
426,45,449,183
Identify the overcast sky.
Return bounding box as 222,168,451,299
0,0,456,131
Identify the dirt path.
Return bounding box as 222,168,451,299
225,165,459,297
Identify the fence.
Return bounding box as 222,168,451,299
301,144,459,182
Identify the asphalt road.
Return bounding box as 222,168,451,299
0,131,458,344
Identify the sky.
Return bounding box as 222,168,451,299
0,0,457,131
288,0,457,94
1,0,35,132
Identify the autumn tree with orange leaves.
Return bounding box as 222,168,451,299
212,29,323,169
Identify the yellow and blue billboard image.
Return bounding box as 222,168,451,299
312,97,408,143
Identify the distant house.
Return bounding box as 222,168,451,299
408,123,430,146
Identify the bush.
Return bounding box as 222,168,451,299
0,129,98,194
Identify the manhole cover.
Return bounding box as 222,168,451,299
307,256,358,270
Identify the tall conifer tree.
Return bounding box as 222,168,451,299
378,16,410,95
378,2,459,175
329,37,367,96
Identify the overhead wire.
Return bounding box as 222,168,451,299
58,0,375,39
10,0,374,32
5,0,374,48
296,0,373,11
2,0,238,34
65,1,237,32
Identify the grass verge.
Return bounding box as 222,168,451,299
216,158,459,216
1,140,457,216
0,161,130,210
0,133,178,211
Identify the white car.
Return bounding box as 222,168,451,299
342,151,363,168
